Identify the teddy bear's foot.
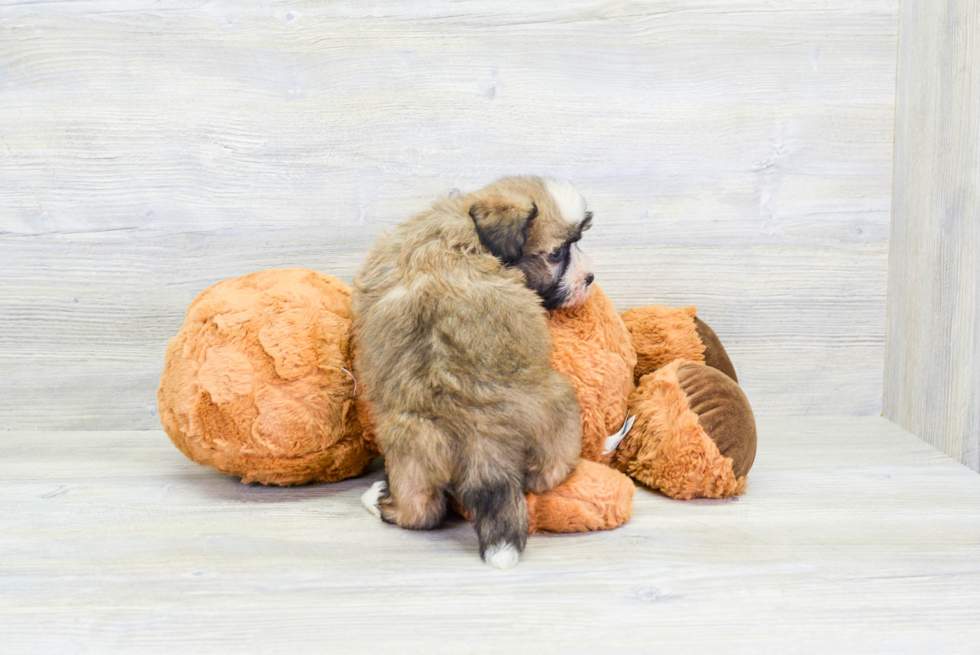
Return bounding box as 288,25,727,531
612,359,756,500
526,460,635,533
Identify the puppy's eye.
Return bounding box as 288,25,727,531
547,246,566,263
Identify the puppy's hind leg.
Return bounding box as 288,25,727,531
361,478,389,520
365,414,452,530
457,453,529,570
361,454,449,530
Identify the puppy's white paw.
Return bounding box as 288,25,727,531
361,480,386,519
483,543,520,570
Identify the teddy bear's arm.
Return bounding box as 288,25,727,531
620,305,737,383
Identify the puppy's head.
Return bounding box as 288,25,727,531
467,177,594,309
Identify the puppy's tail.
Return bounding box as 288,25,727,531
459,470,528,569
458,474,529,570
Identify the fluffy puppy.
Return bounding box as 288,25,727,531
353,176,595,569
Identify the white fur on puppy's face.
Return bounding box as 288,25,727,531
544,179,588,224
545,179,594,309
555,243,594,308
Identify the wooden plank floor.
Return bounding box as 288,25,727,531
2,417,979,654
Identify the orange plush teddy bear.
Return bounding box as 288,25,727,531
158,268,756,534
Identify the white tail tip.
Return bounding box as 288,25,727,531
484,543,520,570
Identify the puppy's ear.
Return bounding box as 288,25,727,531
469,198,537,265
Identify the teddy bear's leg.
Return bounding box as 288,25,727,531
526,461,635,534
610,359,756,500
450,463,636,535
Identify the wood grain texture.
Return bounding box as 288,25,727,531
0,1,898,429
884,0,980,472
1,418,979,653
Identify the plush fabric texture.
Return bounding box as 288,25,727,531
676,363,756,477
611,359,747,500
526,460,635,534
158,268,378,485
547,285,637,463
693,317,738,383
161,265,754,533
620,305,705,382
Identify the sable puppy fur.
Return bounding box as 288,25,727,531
353,176,595,569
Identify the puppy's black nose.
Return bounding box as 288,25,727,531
585,273,595,286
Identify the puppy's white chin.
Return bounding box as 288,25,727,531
558,284,592,309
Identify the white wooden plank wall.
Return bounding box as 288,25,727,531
0,1,898,429
884,0,980,472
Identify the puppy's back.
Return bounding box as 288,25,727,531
353,206,553,402
353,189,581,568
